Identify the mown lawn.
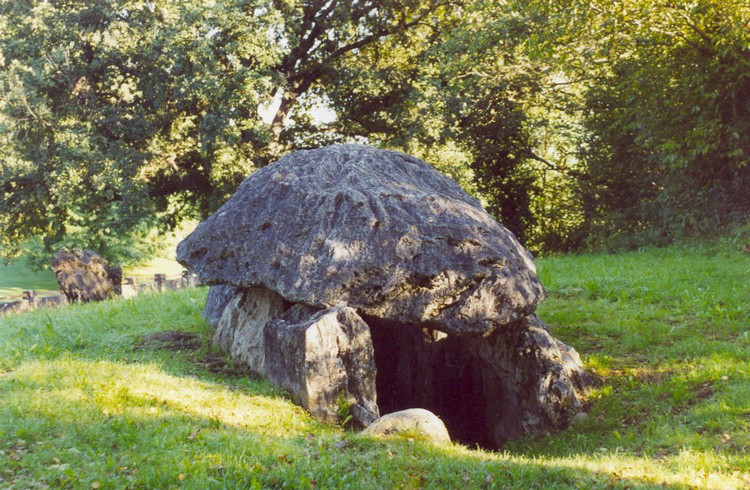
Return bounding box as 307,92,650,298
0,243,748,489
0,261,59,300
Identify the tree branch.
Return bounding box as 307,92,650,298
522,150,582,178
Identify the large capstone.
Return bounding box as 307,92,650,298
177,144,544,336
179,144,589,449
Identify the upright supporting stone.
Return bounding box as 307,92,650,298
459,314,588,446
215,287,379,428
214,287,287,367
181,270,196,288
154,274,167,292
204,285,241,328
264,305,379,427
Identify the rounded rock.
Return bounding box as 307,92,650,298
360,408,452,445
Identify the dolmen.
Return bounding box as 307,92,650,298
177,144,589,448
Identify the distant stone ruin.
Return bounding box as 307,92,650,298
177,144,590,448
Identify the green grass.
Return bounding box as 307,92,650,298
125,257,188,282
0,261,59,300
1,243,748,488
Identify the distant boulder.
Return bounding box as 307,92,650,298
51,248,121,302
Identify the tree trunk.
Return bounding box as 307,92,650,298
268,94,297,159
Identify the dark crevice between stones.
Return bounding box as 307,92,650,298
366,318,517,449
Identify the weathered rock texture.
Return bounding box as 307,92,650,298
213,287,287,368
51,248,122,302
178,144,544,336
180,145,589,449
203,284,241,327
264,304,379,426
360,408,451,445
214,286,379,427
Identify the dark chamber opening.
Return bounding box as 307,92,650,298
367,319,510,449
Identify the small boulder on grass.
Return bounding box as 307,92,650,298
360,408,451,445
51,248,122,303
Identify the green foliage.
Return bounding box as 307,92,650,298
1,0,447,264
0,0,280,263
431,4,543,245
325,1,580,249
532,0,750,248
325,0,750,251
1,244,749,488
335,390,355,429
2,0,749,259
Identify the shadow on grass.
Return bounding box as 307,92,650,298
1,289,747,488
0,340,708,489
0,361,693,490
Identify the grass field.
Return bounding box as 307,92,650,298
0,261,60,300
0,242,748,488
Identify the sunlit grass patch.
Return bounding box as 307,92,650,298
1,357,318,437
1,243,749,488
537,244,750,326
0,260,59,299
123,256,186,281
0,356,327,488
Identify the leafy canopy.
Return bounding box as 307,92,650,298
0,0,450,264
2,0,749,263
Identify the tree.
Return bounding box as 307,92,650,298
323,0,585,250
0,0,449,265
521,0,750,247
0,0,279,263
11,0,742,260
